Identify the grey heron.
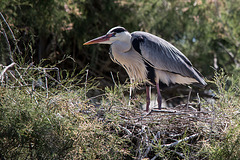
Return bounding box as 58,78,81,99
83,26,206,112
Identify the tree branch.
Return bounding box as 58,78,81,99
218,42,240,68
161,133,199,148
0,62,16,82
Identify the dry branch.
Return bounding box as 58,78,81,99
118,125,132,136
0,23,13,62
0,62,16,82
0,12,21,55
218,42,240,68
161,133,199,148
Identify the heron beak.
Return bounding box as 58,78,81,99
83,33,113,45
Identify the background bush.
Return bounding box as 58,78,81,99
1,0,239,82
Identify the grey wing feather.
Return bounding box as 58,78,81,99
131,31,206,85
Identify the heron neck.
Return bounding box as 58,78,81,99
111,35,131,53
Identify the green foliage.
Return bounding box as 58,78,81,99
2,0,239,80
209,126,240,160
0,0,139,77
0,88,73,159
200,70,240,159
0,66,130,159
0,88,130,159
135,0,240,76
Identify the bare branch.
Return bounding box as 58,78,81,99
22,62,34,76
186,86,192,109
0,12,21,55
161,133,199,148
0,62,16,83
213,52,218,69
0,21,13,62
110,71,118,87
218,42,240,68
118,125,132,136
143,145,152,158
85,69,89,100
43,69,49,98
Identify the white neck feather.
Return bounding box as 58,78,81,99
110,32,148,84
111,32,132,53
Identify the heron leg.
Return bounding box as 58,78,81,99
156,83,162,110
146,85,151,112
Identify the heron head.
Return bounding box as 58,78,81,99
83,26,130,45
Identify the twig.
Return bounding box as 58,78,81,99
6,95,18,105
42,70,69,91
151,109,178,113
151,153,161,160
85,69,89,100
118,125,132,136
1,84,31,88
13,69,41,104
0,22,13,62
152,146,187,159
218,42,240,68
129,78,134,106
55,67,60,82
109,71,127,105
119,109,153,121
0,62,16,83
166,148,185,159
169,132,184,138
165,95,188,102
8,70,28,93
143,145,152,158
14,68,30,87
10,68,40,104
22,62,34,76
213,52,218,69
186,86,192,109
0,12,21,54
210,104,215,140
110,71,118,87
18,66,63,90
175,102,198,108
161,133,199,148
196,93,201,111
43,69,48,98
86,93,105,101
137,125,147,159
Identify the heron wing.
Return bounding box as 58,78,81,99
131,31,206,85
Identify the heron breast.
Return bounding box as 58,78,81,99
111,48,148,83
